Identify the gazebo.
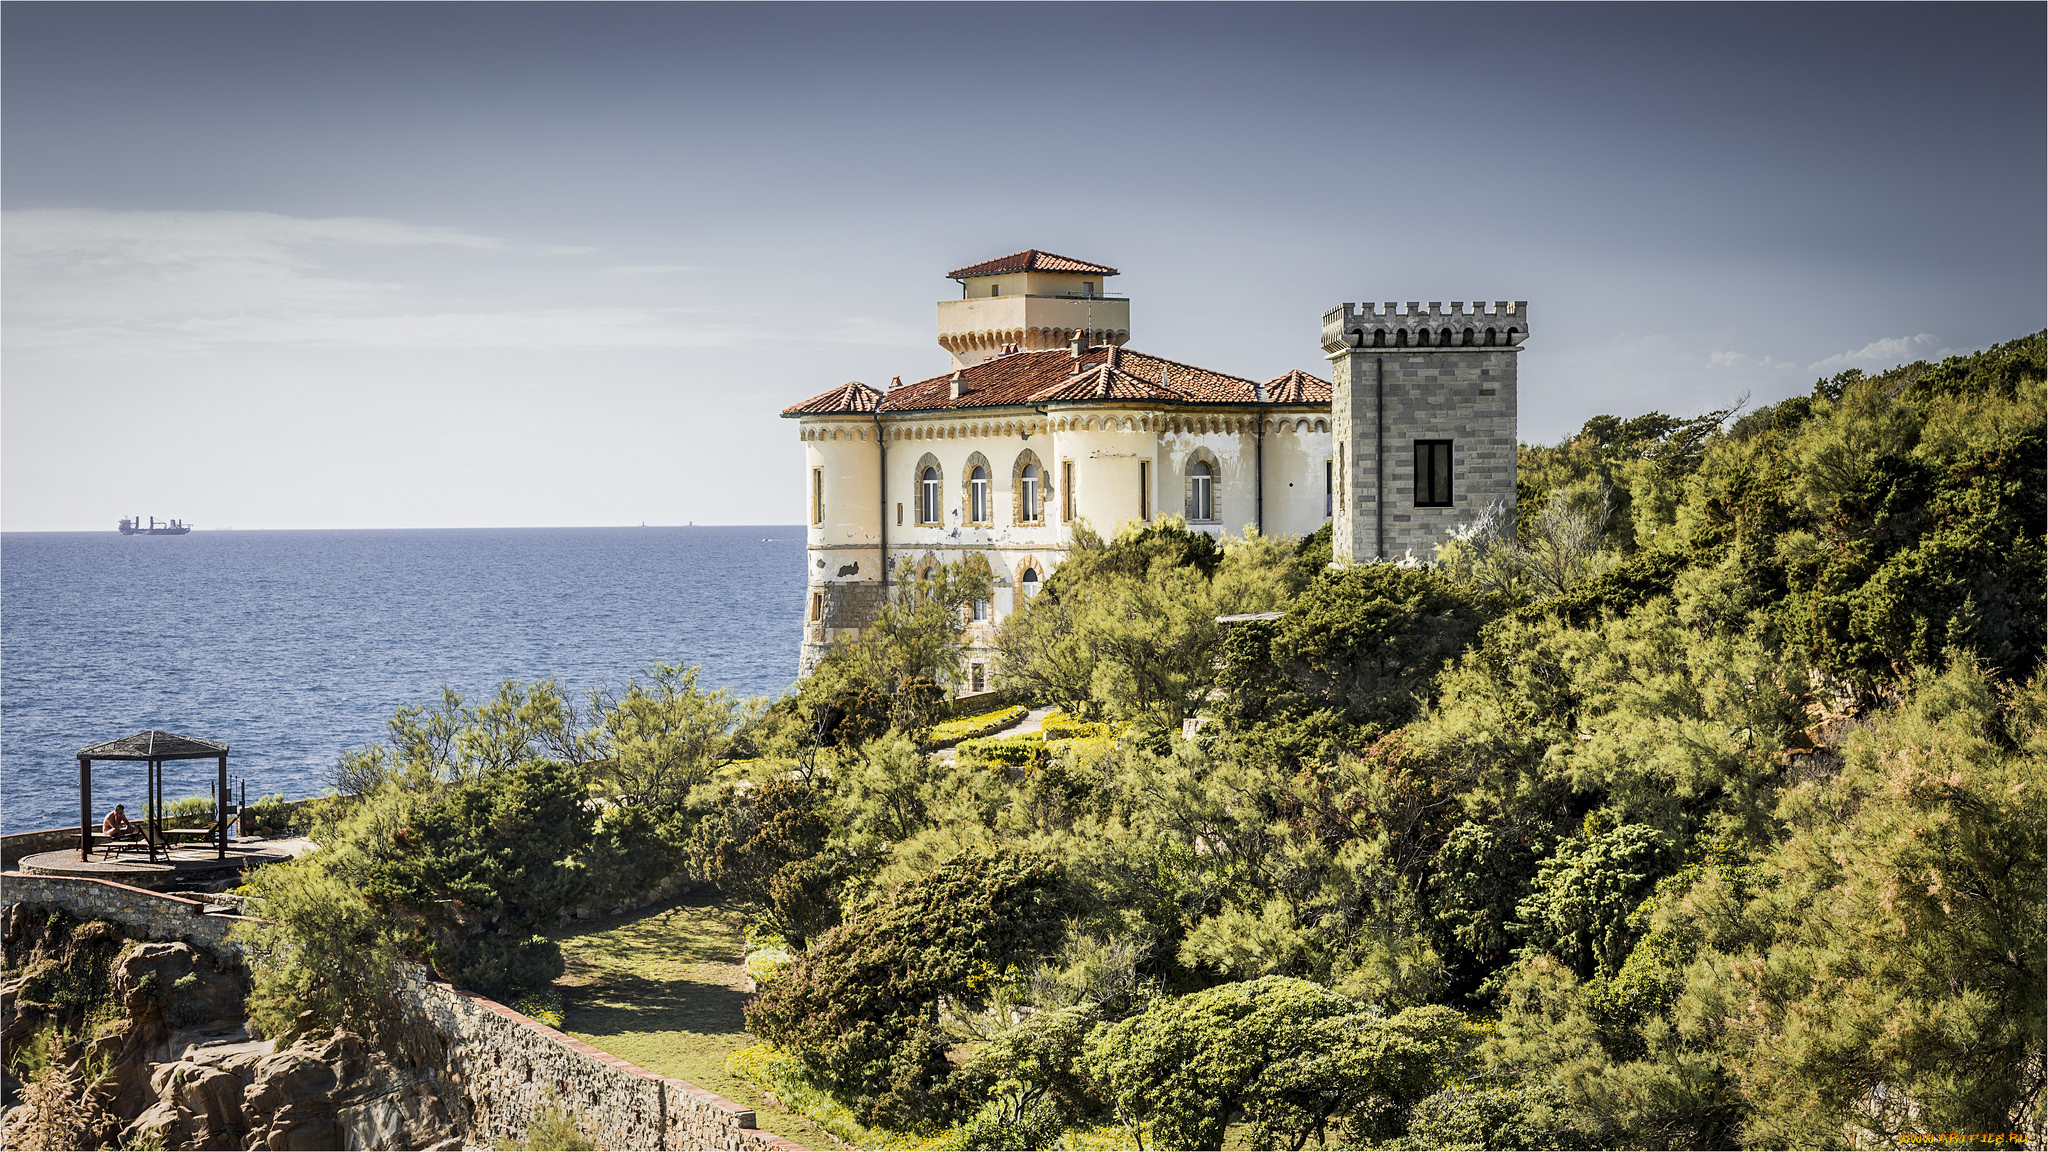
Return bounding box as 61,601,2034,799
78,730,231,863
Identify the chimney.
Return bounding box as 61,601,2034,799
1069,330,1087,358
949,371,965,400
889,375,902,391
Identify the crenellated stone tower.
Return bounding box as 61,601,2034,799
1321,301,1525,565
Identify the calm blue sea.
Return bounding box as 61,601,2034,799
1,527,805,834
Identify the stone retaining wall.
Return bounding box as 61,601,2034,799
0,871,250,958
2,826,83,870
400,980,803,1151
1,872,809,1151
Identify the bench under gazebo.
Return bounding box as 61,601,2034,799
77,730,232,863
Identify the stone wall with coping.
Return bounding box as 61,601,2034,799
1,827,81,870
400,979,804,1152
1,872,809,1152
0,871,251,958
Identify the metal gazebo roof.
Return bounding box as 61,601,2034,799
78,730,231,761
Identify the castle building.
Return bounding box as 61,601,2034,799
783,249,1525,682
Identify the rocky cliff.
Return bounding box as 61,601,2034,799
1,906,464,1151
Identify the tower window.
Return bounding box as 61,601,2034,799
1139,461,1151,521
970,465,990,524
1189,460,1214,521
811,468,824,526
1414,440,1454,507
897,502,904,526
1325,460,1333,516
1062,460,1074,523
1021,463,1040,523
920,466,942,524
810,591,823,622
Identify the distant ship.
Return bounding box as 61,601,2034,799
119,516,192,535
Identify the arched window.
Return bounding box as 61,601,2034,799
1440,328,1453,347
969,465,990,524
1021,567,1040,597
1373,328,1387,347
920,466,941,524
1396,328,1409,347
1020,463,1041,523
1506,327,1520,345
1484,327,1497,346
1463,327,1475,346
1189,460,1214,521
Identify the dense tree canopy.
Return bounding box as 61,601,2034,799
241,334,2045,1147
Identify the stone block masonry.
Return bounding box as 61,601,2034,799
0,872,251,959
2,871,810,1152
1322,301,1524,566
398,979,804,1152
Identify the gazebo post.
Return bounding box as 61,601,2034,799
217,754,228,860
79,756,92,862
148,758,161,865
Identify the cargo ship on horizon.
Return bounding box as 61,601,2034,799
118,516,192,535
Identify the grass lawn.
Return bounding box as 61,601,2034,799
552,890,846,1150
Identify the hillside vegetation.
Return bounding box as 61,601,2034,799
233,333,2043,1150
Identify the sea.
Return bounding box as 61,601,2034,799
0,527,804,835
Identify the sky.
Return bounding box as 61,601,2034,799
3,2,2042,531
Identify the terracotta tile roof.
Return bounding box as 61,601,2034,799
1262,369,1332,404
783,380,883,415
844,346,1311,414
946,249,1119,279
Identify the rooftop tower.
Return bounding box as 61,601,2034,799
936,249,1131,369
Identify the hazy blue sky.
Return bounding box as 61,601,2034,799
4,2,2041,530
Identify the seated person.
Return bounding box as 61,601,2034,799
101,804,140,840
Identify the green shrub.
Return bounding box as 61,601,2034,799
745,849,1067,1129
1400,1083,1589,1149
159,794,216,825
497,1103,595,1151
1038,710,1109,740
954,732,1043,767
241,793,318,835
510,987,565,1029
726,1044,956,1150
165,973,208,1029
957,1096,1064,1151
927,704,1029,746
